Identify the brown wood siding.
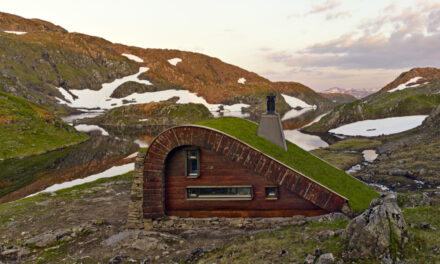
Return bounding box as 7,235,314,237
142,126,347,219
164,147,325,217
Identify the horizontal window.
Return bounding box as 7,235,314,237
186,185,253,200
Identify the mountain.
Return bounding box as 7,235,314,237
0,12,332,119
0,91,88,160
304,67,440,133
322,87,376,98
318,92,357,103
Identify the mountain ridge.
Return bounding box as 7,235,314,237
0,11,332,114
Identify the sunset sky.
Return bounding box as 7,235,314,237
2,0,440,92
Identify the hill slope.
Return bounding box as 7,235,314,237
305,67,440,133
0,91,88,159
0,11,331,115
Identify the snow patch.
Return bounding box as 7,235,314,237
59,67,249,115
27,163,134,196
329,115,428,137
122,53,144,63
388,76,427,92
302,112,330,127
4,31,27,35
57,87,75,103
134,139,149,148
168,58,182,66
282,108,312,121
138,118,149,122
74,124,109,136
281,94,316,108
237,78,246,84
369,183,390,191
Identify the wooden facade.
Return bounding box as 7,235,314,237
143,126,347,219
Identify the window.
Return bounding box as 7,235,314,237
185,148,200,178
186,186,253,200
265,186,278,200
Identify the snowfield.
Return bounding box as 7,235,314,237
281,94,316,108
74,124,109,136
329,115,428,137
121,53,144,63
57,67,249,117
168,58,182,66
237,77,246,84
388,76,428,92
3,31,27,35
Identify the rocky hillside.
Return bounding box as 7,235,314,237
304,67,440,133
0,91,88,160
0,12,332,116
81,100,214,128
353,105,440,192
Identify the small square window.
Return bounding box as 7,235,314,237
265,186,278,200
185,148,200,178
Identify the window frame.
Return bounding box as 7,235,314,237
264,185,279,200
184,147,200,178
185,185,254,201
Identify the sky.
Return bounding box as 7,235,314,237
2,0,440,92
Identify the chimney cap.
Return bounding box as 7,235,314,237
266,94,276,114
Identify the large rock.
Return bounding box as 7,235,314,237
345,195,409,259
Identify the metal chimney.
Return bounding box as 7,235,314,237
257,94,288,151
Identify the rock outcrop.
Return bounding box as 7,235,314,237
345,195,409,259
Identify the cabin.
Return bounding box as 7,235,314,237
127,96,378,228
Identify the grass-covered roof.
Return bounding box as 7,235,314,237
197,117,379,213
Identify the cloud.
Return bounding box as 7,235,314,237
267,2,440,70
309,0,341,14
325,10,351,20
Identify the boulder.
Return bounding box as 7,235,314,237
303,254,315,264
316,253,335,264
345,195,409,259
25,233,57,248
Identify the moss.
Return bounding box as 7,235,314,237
197,117,379,212
0,91,88,160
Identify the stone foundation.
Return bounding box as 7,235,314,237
143,215,307,231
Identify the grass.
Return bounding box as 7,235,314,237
310,149,363,170
199,220,348,264
0,91,89,159
197,117,379,213
327,138,382,151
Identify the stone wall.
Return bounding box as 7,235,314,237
126,151,146,229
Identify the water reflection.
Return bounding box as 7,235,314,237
281,109,330,151
0,124,167,203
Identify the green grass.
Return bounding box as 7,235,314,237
327,138,382,151
0,91,89,159
310,149,363,170
197,117,379,212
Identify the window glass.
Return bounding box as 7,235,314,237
186,149,199,177
186,186,253,200
265,187,278,200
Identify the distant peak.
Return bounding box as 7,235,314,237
0,11,67,33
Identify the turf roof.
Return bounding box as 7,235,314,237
197,117,379,213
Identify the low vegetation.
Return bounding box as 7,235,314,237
310,149,363,171
327,138,381,151
0,91,88,160
197,117,379,212
83,101,213,127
